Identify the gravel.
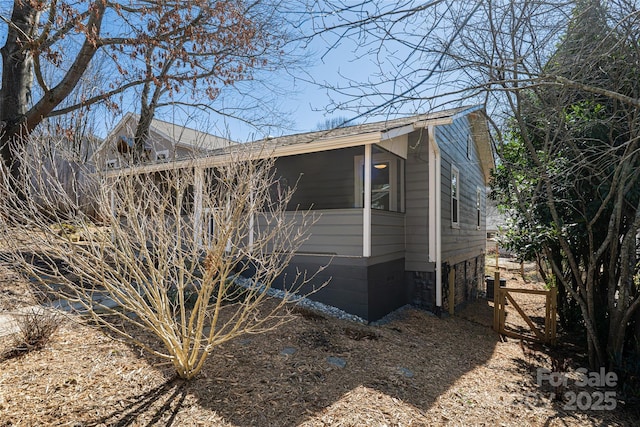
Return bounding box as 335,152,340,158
233,275,368,324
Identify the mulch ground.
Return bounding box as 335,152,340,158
0,261,638,426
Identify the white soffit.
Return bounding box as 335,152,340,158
377,134,408,159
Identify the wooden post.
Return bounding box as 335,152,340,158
545,289,551,342
493,270,500,332
448,267,455,315
495,241,499,270
493,291,499,332
550,286,557,344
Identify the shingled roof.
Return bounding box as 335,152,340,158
106,106,494,180
256,106,475,148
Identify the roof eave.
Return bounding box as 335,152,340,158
468,110,495,184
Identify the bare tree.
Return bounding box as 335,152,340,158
314,115,357,130
464,0,640,372
301,1,485,118
308,0,640,372
0,0,299,177
0,136,320,380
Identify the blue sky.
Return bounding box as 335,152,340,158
0,1,459,142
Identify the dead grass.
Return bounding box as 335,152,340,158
0,261,638,426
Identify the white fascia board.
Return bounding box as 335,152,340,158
104,132,382,177
380,124,414,141
413,117,453,128
273,132,381,157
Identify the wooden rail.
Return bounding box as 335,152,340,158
492,272,557,344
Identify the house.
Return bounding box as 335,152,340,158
93,112,233,169
105,105,494,322
486,195,512,256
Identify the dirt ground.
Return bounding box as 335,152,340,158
0,259,638,426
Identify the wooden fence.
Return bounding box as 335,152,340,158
492,272,557,344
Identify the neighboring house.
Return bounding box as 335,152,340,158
485,196,512,256
106,105,494,321
94,112,233,169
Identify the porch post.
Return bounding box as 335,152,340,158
109,184,115,218
363,144,372,257
248,189,254,253
109,179,116,243
193,167,204,246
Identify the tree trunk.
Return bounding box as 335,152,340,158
1,1,105,187
0,1,41,179
607,201,640,370
635,306,640,356
133,103,155,163
134,78,165,163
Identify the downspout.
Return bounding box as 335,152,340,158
428,125,443,309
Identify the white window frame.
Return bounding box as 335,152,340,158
106,159,118,169
476,186,482,230
451,165,460,228
354,151,403,212
155,150,170,161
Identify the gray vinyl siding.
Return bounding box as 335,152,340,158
255,209,363,256
405,129,431,271
274,146,363,210
371,211,405,258
149,130,191,160
437,117,486,266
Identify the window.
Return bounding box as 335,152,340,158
467,133,473,159
354,145,404,212
155,150,169,161
203,208,232,251
205,208,216,244
451,166,460,227
106,159,118,169
476,187,482,230
371,160,391,210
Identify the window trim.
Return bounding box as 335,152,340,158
354,148,404,212
476,186,482,230
203,207,232,251
155,150,170,161
451,165,460,228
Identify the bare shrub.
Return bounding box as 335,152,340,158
1,308,61,360
0,139,323,379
